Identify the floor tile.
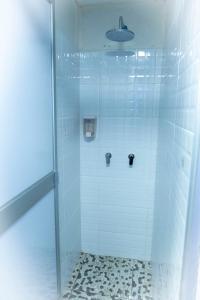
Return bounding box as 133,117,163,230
64,253,153,300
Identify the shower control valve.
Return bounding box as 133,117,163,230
105,153,112,166
128,154,135,166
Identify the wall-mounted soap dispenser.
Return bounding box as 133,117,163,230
83,116,97,140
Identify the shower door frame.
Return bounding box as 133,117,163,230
180,102,200,300
50,0,62,298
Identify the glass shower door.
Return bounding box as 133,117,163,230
0,1,58,299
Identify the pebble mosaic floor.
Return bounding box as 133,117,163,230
63,252,153,300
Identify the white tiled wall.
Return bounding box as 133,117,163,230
80,50,162,260
152,0,200,299
55,0,81,294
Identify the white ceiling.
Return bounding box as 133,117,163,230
76,0,166,7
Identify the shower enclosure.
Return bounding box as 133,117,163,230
54,0,200,300
1,0,200,300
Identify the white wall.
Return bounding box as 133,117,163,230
152,0,200,299
78,0,167,51
80,50,162,260
55,0,81,295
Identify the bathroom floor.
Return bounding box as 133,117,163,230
64,253,152,300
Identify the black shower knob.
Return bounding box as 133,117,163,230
128,154,135,166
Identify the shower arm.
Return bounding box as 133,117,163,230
119,16,127,30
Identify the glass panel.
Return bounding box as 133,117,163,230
0,1,57,299
0,0,53,205
0,191,57,300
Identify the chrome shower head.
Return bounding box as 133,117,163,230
106,16,135,42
